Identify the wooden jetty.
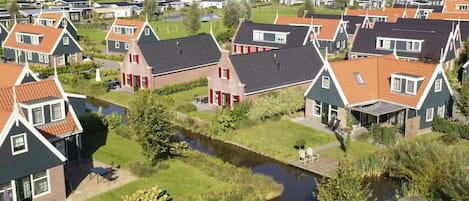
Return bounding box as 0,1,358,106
288,157,338,178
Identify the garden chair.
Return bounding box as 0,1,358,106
306,147,319,162
299,150,307,164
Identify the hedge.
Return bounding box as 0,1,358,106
154,77,207,96
433,118,469,140
30,62,99,76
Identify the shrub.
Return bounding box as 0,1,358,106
122,186,172,201
370,124,399,146
210,108,236,135
30,62,98,76
79,112,107,133
73,79,108,97
129,161,155,177
355,132,370,142
215,29,235,43
154,77,207,95
294,138,306,149
433,117,469,140
439,132,460,144
247,88,304,121
113,125,134,139
105,112,123,129
85,51,125,62
175,103,197,113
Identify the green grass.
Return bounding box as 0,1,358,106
187,110,216,122
167,86,208,107
78,28,109,50
219,120,337,162
319,141,381,161
151,20,228,40
250,5,342,24
85,129,282,201
97,91,132,108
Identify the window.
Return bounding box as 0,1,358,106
392,77,401,91
51,103,63,121
141,77,147,88
144,28,150,36
11,133,27,155
115,41,120,49
313,100,321,116
31,36,39,45
32,171,49,196
125,27,134,35
221,68,229,79
27,51,32,60
46,20,53,26
125,74,131,86
113,27,121,33
32,107,44,125
63,37,69,45
44,55,49,63
336,41,340,49
406,41,421,52
437,105,445,118
0,182,12,200
57,55,65,65
354,72,364,85
16,33,24,43
232,95,239,105
275,34,287,43
426,108,434,122
456,4,469,10
71,53,77,62
39,54,44,62
322,76,330,89
435,79,442,92
330,105,338,119
253,31,262,41
213,91,219,105
377,39,391,49
124,43,129,50
252,30,287,44
406,80,416,95
62,19,67,27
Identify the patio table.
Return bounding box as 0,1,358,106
89,167,113,183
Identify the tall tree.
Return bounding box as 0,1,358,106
129,90,173,165
7,1,19,18
223,0,242,29
144,0,156,16
297,0,314,17
241,0,252,21
316,158,373,201
183,1,201,35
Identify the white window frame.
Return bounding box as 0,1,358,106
0,181,13,199
376,38,391,49
44,55,49,63
405,80,417,95
63,37,70,46
27,51,32,61
131,54,138,63
11,133,28,155
31,106,45,126
31,170,51,198
391,77,401,92
141,77,146,88
437,105,445,118
221,68,228,79
124,42,129,50
125,74,131,86
50,102,65,122
435,79,442,92
115,41,120,49
71,53,77,62
16,33,24,43
38,54,44,63
313,100,321,117
31,36,39,45
144,27,150,36
57,55,65,65
213,91,219,105
426,107,434,122
322,76,330,89
62,19,67,27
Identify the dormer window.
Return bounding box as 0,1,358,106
376,38,391,49
391,73,424,95
312,25,321,35
51,103,63,121
32,107,44,125
20,97,65,126
406,80,416,95
406,41,421,52
253,30,289,44
16,33,24,43
11,133,28,155
392,77,401,91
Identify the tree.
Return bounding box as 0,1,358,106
458,82,469,117
223,0,242,29
129,90,173,165
297,0,314,17
241,0,252,21
7,1,19,18
122,186,172,201
144,0,156,16
183,1,201,35
344,107,353,152
316,158,374,201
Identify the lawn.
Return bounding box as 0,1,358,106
318,141,381,161
78,28,109,50
219,120,337,162
84,128,282,200
97,91,132,108
251,5,343,24
150,20,228,40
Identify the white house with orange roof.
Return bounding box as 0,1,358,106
2,23,83,67
443,0,469,13
105,18,159,54
304,55,453,137
34,12,78,40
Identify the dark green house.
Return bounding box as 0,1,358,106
105,18,159,54
34,12,78,40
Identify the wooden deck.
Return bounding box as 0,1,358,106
288,157,338,178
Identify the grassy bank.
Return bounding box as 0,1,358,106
84,129,283,200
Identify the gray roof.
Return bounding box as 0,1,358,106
139,34,221,75
352,101,406,116
392,4,444,12
351,22,451,62
304,13,365,35
230,45,323,93
397,18,469,41
233,22,310,49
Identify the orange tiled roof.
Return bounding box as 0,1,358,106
3,24,64,54
106,19,145,42
346,8,417,23
0,63,24,88
0,79,80,137
0,110,11,134
36,12,63,27
275,16,341,40
427,12,469,21
444,0,469,13
330,56,436,107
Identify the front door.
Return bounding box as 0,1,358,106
133,75,138,92
321,103,329,124
15,176,32,201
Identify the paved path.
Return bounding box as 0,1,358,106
94,58,121,70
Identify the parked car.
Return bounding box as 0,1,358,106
107,79,121,90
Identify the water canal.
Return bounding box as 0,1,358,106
85,98,397,201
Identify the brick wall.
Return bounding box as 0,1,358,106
35,165,66,201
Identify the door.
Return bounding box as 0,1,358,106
15,176,32,201
133,75,138,92
321,103,329,124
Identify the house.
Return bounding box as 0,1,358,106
53,0,91,8
350,22,458,69
443,0,469,13
231,21,313,55
274,16,348,53
345,7,418,22
0,62,85,201
304,55,453,136
93,2,144,19
392,4,443,18
200,0,225,8
105,18,159,54
280,0,304,6
2,24,83,67
121,34,221,91
0,23,9,47
34,12,78,40
52,0,93,21
427,12,469,21
207,44,324,108
305,13,366,40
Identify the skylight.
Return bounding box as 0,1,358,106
354,72,365,85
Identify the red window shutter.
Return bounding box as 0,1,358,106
233,45,237,53
137,76,141,88
217,91,221,105
218,67,221,78
144,77,149,88
209,89,213,103
136,55,139,64
256,47,259,52
247,46,251,53
263,48,267,51
227,93,231,107
241,46,244,54
122,73,126,85
235,95,240,103
226,69,230,80
129,74,133,86
129,54,132,62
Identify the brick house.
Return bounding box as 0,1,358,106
120,34,221,91
207,44,324,109
304,55,453,136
